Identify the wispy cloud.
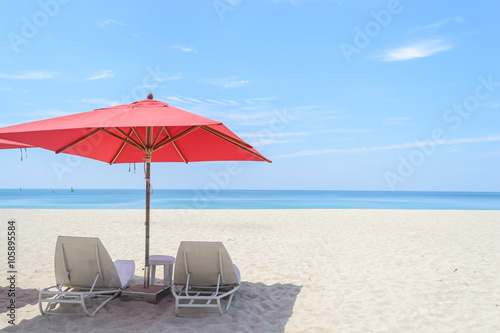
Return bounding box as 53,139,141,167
97,18,130,29
380,39,453,61
201,77,249,89
155,73,183,82
171,45,196,53
0,71,58,80
382,117,415,126
142,73,183,88
240,128,370,138
85,70,114,80
81,98,121,107
479,151,500,158
243,97,278,104
412,16,464,32
165,96,238,106
251,138,304,147
240,128,371,147
239,131,310,138
0,86,27,93
275,135,500,158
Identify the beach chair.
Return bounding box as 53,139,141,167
38,236,135,316
171,241,241,315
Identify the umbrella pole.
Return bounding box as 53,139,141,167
144,126,152,289
144,158,151,288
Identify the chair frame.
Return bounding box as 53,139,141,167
39,271,123,316
172,272,240,315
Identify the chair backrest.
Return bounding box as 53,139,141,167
174,241,239,287
54,236,121,289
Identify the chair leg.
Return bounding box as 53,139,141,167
217,299,223,315
81,296,92,316
226,293,235,311
150,264,156,285
39,293,51,315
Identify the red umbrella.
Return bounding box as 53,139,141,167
0,94,271,288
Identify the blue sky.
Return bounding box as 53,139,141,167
0,0,499,191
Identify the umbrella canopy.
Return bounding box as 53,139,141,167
0,95,271,288
0,98,269,164
0,139,33,149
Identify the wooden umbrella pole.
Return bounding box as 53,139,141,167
144,156,151,288
144,126,152,289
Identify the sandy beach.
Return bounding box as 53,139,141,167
1,209,499,332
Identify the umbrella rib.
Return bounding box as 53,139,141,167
56,128,103,154
163,127,187,163
152,127,164,147
110,129,134,165
200,126,272,163
114,127,145,150
131,127,146,148
152,126,200,152
200,126,252,148
101,128,145,152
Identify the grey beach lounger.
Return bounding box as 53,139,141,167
38,236,135,316
171,241,241,315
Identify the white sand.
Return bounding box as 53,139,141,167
1,209,499,332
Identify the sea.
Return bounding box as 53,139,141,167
0,189,499,210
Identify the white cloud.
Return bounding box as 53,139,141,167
155,73,183,82
413,16,464,32
380,40,453,61
251,138,304,147
243,97,279,104
201,77,249,89
81,99,121,107
165,96,205,105
85,70,114,80
479,151,500,158
171,45,196,53
382,117,415,126
97,19,130,28
239,131,311,138
239,129,371,148
0,71,58,80
143,74,183,88
275,135,500,158
205,99,227,105
164,96,186,104
240,129,370,139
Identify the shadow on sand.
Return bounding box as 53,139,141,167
2,281,301,332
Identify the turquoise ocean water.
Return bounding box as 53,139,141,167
0,189,499,210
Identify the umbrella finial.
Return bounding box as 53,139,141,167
147,92,153,100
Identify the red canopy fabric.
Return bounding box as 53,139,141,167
0,99,270,164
